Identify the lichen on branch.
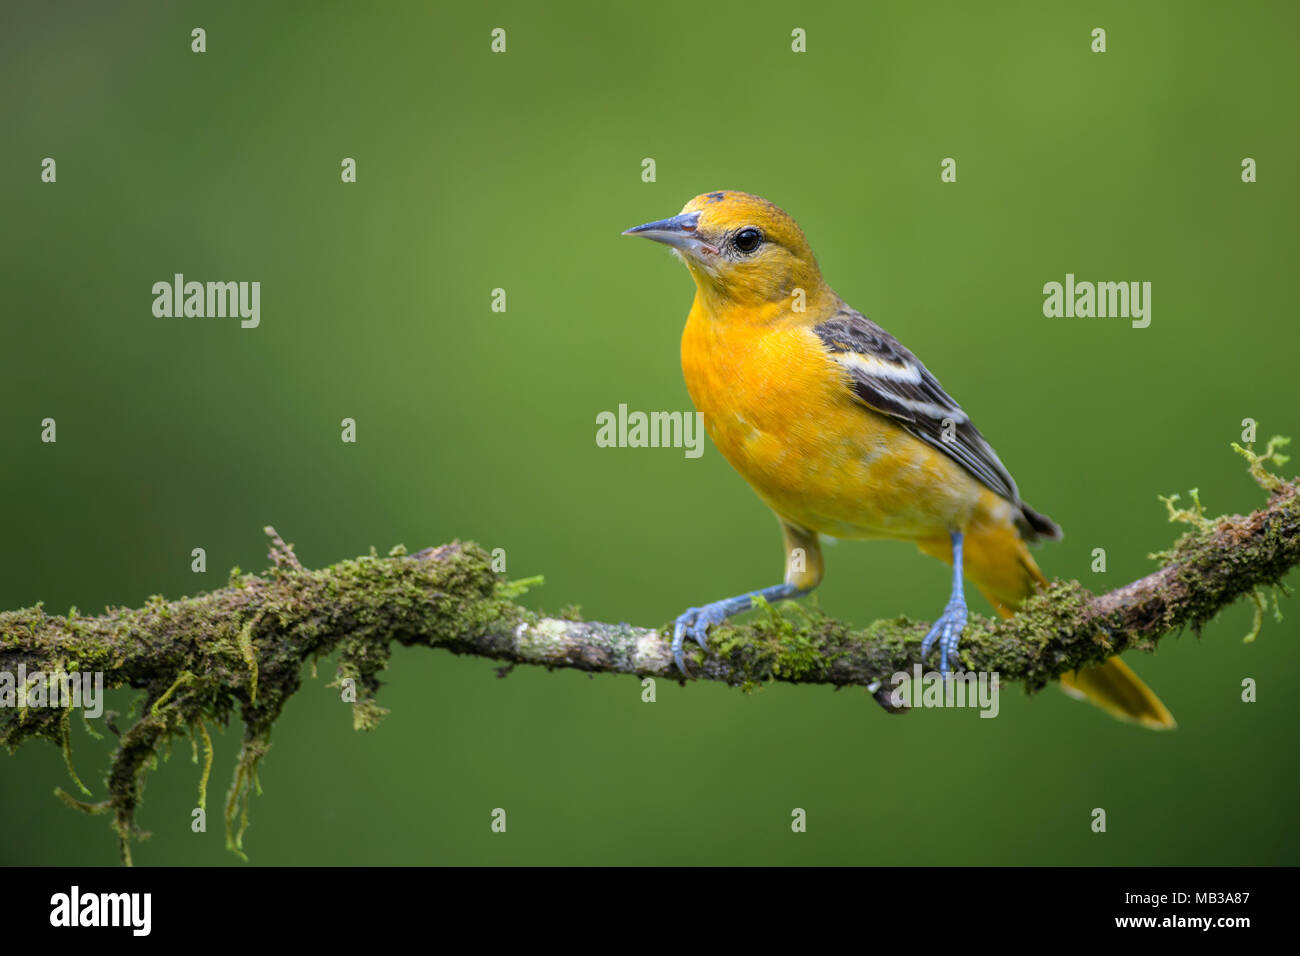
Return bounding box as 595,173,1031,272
1,442,1295,864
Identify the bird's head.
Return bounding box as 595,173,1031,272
624,190,828,310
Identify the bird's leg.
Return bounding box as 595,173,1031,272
672,584,805,673
920,529,968,677
671,520,823,675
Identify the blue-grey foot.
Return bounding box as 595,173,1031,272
920,529,968,677
920,597,968,677
671,583,806,674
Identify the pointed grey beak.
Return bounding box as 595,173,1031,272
622,211,716,256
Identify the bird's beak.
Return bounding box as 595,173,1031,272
622,211,717,256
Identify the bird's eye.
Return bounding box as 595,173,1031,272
733,227,763,254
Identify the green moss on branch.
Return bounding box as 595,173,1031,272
2,445,1296,864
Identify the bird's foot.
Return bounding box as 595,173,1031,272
670,583,807,675
671,602,731,674
921,596,968,677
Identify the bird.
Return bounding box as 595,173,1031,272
623,189,1174,728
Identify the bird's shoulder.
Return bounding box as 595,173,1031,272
810,304,962,423
808,303,1022,508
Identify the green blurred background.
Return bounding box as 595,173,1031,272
2,0,1297,865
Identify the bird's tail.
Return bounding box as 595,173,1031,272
917,509,1176,729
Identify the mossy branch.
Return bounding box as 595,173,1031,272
2,445,1296,864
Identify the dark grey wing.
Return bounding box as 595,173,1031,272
813,305,1060,541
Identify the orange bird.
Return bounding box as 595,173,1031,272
625,190,1173,728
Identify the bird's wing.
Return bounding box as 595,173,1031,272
812,305,1024,507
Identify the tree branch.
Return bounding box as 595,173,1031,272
2,444,1295,863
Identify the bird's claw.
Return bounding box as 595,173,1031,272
920,598,968,677
671,602,730,674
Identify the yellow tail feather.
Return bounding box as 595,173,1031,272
1059,657,1176,729
918,516,1176,729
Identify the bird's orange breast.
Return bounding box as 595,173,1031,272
680,299,984,540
